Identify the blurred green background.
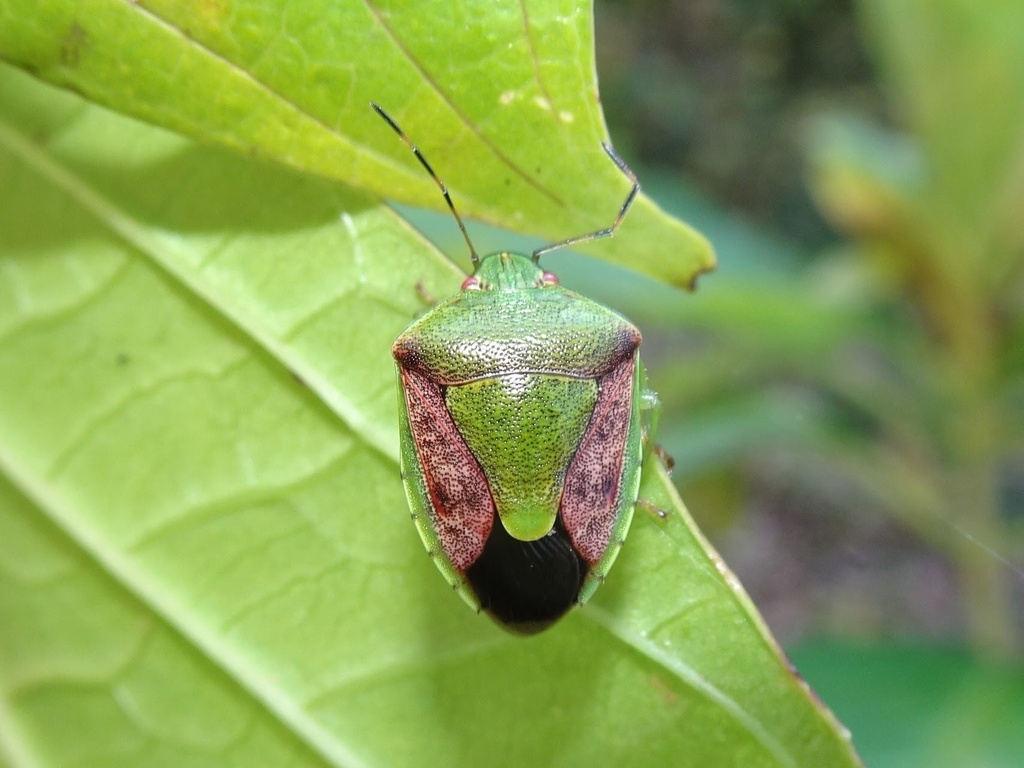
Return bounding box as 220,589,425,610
407,1,1023,765
598,0,1024,765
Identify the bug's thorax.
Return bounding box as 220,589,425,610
461,252,560,293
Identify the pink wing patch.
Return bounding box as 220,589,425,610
560,355,636,564
402,368,495,572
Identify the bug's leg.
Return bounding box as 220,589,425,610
638,365,673,470
415,280,437,306
637,365,673,520
654,444,676,475
640,387,661,446
636,498,669,520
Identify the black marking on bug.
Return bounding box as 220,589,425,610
465,516,588,635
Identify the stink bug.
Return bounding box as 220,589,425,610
374,103,657,634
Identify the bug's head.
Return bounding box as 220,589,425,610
461,252,561,293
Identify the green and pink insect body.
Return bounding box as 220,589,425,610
374,103,656,634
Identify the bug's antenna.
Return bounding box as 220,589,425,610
371,102,480,267
532,142,640,262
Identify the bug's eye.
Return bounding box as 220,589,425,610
539,271,560,287
461,275,482,290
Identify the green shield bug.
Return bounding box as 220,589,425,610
374,103,658,634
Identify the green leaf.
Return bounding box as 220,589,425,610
0,472,330,767
0,0,713,289
0,61,857,768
